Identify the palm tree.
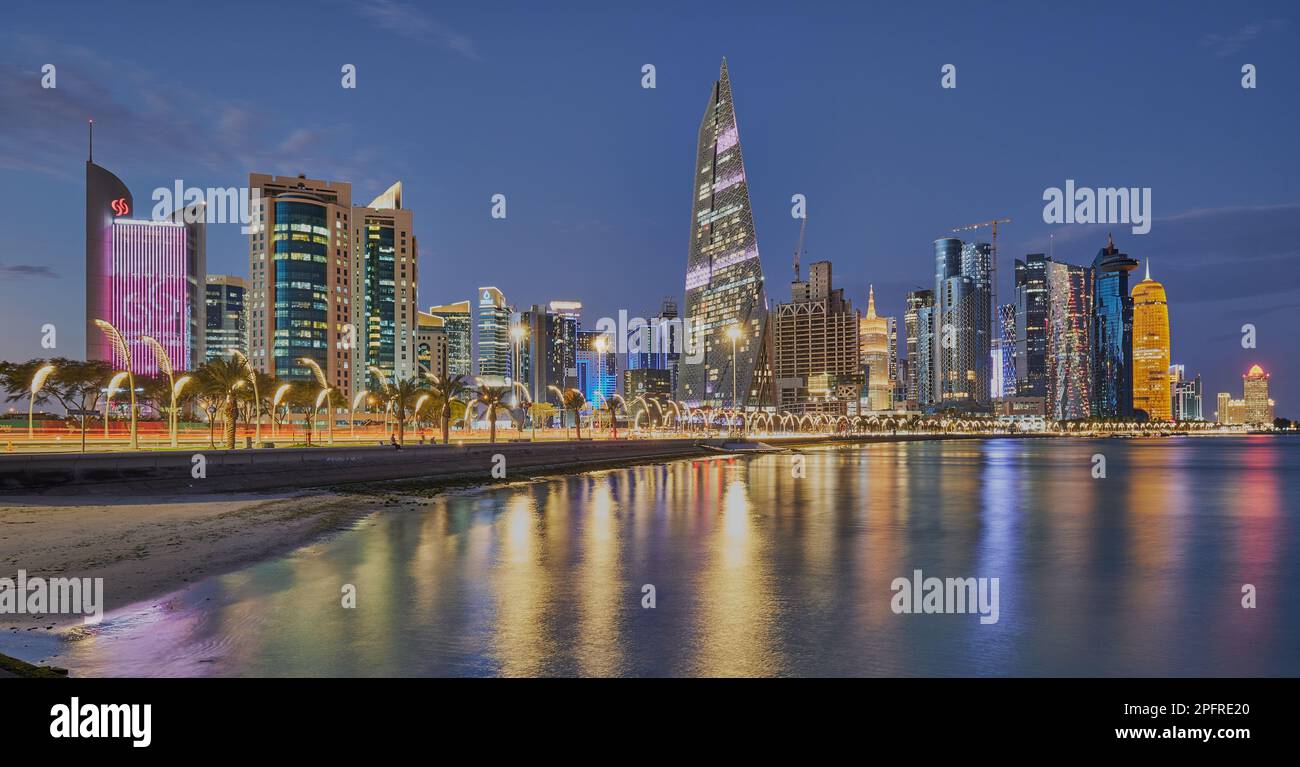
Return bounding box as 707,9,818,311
390,377,426,445
477,384,510,444
429,374,471,445
197,357,248,449
558,387,587,441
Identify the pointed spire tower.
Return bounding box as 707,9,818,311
677,58,770,408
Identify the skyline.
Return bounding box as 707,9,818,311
1,2,1298,410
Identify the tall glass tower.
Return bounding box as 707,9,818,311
1090,235,1137,418
1132,262,1171,421
677,59,769,409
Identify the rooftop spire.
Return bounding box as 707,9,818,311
87,119,93,163
867,284,877,318
1145,259,1151,281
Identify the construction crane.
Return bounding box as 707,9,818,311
952,217,1011,309
792,214,807,282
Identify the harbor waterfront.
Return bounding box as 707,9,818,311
3,435,1295,677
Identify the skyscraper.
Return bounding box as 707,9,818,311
933,238,991,409
859,285,892,411
415,311,448,381
352,181,418,392
1013,253,1049,398
475,287,511,380
904,289,934,406
427,301,472,377
248,173,352,396
678,59,770,409
1131,262,1171,421
1091,235,1138,418
996,303,1017,399
86,138,205,374
205,275,247,362
548,300,582,393
1046,259,1093,420
1243,364,1272,425
1169,364,1203,422
576,329,616,404
518,304,567,403
773,261,859,413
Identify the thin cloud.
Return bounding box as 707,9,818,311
1201,19,1287,57
350,0,481,60
0,264,58,279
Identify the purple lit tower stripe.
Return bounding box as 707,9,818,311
110,221,189,375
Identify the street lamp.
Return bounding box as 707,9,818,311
368,365,391,436
271,384,291,440
232,350,260,445
28,364,55,441
726,325,743,433
510,324,527,394
300,357,332,445
351,389,368,441
413,394,429,436
170,375,193,448
104,371,129,440
94,319,138,449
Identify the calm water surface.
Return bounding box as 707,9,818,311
14,437,1300,676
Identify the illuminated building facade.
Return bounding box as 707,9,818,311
994,303,1017,400
428,301,472,377
859,285,892,411
205,275,247,362
1131,262,1171,421
352,181,418,392
904,289,934,406
86,143,205,373
1169,364,1203,421
1243,364,1273,425
933,238,992,409
678,59,770,408
1013,253,1048,399
415,311,448,381
548,300,582,393
476,287,511,380
576,329,617,404
1046,259,1093,420
248,173,353,397
1091,235,1138,418
517,304,567,403
773,261,859,413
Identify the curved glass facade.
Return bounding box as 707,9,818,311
1091,238,1137,418
271,198,330,380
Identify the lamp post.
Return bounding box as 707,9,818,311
351,390,368,441
94,319,138,449
140,336,176,448
271,384,291,440
104,371,129,441
28,364,55,442
510,324,527,394
300,357,332,445
368,365,391,437
726,325,743,434
231,351,260,445
170,375,193,448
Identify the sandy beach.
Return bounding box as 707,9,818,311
0,490,390,633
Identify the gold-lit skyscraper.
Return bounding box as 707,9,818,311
859,285,892,411
1131,261,1171,421
1243,364,1273,425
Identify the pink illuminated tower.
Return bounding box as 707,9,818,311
84,122,205,373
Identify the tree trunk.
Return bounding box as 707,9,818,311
442,406,451,444
223,395,237,449
488,405,497,443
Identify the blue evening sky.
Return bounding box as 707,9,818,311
1,0,1297,409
